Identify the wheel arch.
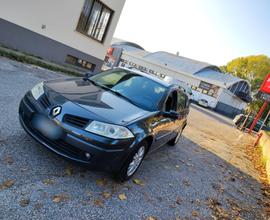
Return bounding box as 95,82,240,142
143,135,154,153
135,134,154,156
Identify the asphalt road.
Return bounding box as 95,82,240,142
0,57,268,219
190,104,234,128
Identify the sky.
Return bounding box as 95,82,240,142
114,0,270,66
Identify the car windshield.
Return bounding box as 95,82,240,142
89,70,167,111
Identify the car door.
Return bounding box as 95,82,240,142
150,90,178,150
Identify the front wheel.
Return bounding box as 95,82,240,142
168,129,183,146
116,141,148,182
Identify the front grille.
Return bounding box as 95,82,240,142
23,118,87,161
39,132,85,160
54,139,83,157
63,114,90,128
39,94,51,109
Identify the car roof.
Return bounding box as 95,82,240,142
114,67,174,88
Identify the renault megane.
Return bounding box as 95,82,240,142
19,68,189,181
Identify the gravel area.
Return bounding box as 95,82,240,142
0,57,269,220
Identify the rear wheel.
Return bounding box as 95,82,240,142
168,129,183,146
116,141,148,182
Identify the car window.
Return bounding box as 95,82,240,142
165,91,177,112
90,70,167,111
177,90,187,112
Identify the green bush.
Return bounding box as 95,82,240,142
0,48,82,76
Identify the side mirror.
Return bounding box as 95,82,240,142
162,110,180,119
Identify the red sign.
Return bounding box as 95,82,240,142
260,73,270,94
107,47,114,56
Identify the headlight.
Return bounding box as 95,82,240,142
31,82,44,100
85,121,134,139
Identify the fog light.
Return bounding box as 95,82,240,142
85,152,91,159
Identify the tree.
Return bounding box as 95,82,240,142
220,55,270,91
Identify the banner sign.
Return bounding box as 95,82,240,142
260,73,270,94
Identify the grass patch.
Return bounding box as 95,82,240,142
0,47,82,76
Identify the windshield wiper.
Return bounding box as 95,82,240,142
110,89,141,108
84,78,111,91
84,78,99,86
84,78,140,108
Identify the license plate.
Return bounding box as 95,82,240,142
31,115,63,140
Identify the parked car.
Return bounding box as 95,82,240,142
19,68,189,181
198,99,209,108
233,114,270,132
233,114,244,125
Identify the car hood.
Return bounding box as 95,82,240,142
45,78,150,125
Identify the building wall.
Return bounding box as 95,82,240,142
0,0,125,71
0,18,104,72
215,89,247,118
218,90,247,109
215,102,243,118
121,52,200,85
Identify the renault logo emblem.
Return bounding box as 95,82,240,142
52,106,61,117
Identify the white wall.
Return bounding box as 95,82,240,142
0,0,125,60
218,90,247,110
121,52,200,85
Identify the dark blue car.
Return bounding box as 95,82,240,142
19,68,189,181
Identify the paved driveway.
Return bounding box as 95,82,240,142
0,58,268,219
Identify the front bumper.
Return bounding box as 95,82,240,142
19,93,135,172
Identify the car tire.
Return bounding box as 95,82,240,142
116,141,148,182
168,129,183,146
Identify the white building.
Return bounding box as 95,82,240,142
104,40,251,117
0,0,126,73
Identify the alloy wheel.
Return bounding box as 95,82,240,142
127,146,145,176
